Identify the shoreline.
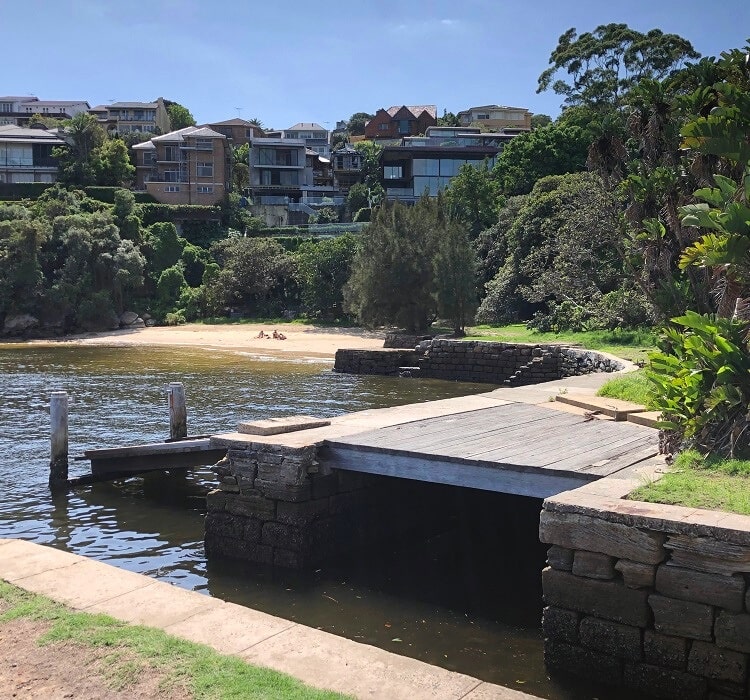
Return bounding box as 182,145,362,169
5,322,388,360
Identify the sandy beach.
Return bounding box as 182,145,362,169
23,323,388,359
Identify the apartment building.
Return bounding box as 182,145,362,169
132,126,230,205
379,126,515,201
0,96,90,126
0,124,64,183
456,105,532,132
283,122,330,158
207,118,264,147
330,144,363,191
90,98,170,135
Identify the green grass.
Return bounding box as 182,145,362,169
596,370,656,408
629,450,750,515
466,324,656,363
0,581,351,700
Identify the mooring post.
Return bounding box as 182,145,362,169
49,390,69,489
168,382,187,440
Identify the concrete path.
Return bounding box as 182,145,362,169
0,539,535,700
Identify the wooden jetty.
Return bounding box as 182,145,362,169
318,401,658,499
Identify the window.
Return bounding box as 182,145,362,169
196,185,214,193
245,129,254,137
163,145,178,161
477,113,490,120
143,151,156,165
164,185,180,192
398,119,411,135
196,139,212,150
383,165,403,180
197,161,213,177
0,103,12,113
164,170,180,182
413,159,439,177
378,123,389,131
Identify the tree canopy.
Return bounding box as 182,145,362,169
165,101,197,130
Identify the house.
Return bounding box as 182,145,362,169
379,126,516,202
456,105,532,132
0,96,90,126
330,144,364,191
90,98,170,135
283,123,330,158
132,126,230,205
206,118,264,147
363,105,437,140
0,124,65,183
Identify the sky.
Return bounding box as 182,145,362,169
3,0,749,130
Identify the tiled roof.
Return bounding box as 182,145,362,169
0,96,37,102
151,126,225,143
209,118,260,127
0,124,64,142
131,141,156,150
186,127,225,138
22,100,90,107
109,101,159,109
457,105,529,114
286,122,327,132
384,105,437,120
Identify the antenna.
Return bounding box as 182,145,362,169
235,107,243,118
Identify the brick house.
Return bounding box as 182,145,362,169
363,105,437,140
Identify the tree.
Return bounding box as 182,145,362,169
296,234,358,320
492,123,590,195
437,110,460,127
55,113,105,186
346,183,369,216
165,101,196,130
232,143,250,192
93,138,135,186
347,112,373,136
537,24,699,111
530,114,552,129
353,140,384,203
443,162,501,238
433,220,478,334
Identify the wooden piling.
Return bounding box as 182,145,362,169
168,382,187,440
49,391,69,488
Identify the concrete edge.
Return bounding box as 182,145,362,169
0,539,539,700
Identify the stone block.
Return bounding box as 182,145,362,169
254,479,311,502
225,493,276,520
688,641,747,683
572,551,617,579
262,521,305,550
542,606,580,645
219,483,240,493
616,559,656,589
644,631,689,671
206,489,228,512
656,566,745,612
579,617,642,660
204,512,246,540
544,639,623,685
243,518,262,543
256,452,284,466
543,567,650,627
623,662,708,700
666,534,750,576
539,511,666,564
715,612,750,654
649,594,714,641
276,498,330,527
547,545,574,571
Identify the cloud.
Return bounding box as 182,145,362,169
389,18,463,36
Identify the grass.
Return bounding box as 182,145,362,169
466,324,656,363
0,580,351,700
629,450,750,515
596,370,656,408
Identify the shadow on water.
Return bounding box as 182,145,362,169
0,345,636,699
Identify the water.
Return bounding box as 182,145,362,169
0,344,624,699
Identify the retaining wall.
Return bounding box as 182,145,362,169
540,486,750,699
334,340,622,385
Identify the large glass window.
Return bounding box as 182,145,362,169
163,145,178,161
383,165,403,180
197,161,213,177
398,119,411,135
413,159,439,176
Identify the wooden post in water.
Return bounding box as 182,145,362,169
168,382,187,440
49,391,69,489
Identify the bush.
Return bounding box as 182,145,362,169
138,203,220,227
84,187,155,204
0,183,53,201
163,311,187,326
354,207,371,222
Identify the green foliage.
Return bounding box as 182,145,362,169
180,219,225,248
165,101,196,130
93,138,135,186
346,183,369,215
353,141,384,201
437,110,460,127
347,112,373,136
353,208,371,223
76,290,117,331
296,234,358,320
311,207,339,224
137,203,220,227
537,23,699,110
530,114,552,129
232,143,250,192
207,237,296,316
647,312,750,457
492,123,591,195
443,161,501,238
433,221,478,333
0,217,47,314
0,183,54,201
55,113,106,187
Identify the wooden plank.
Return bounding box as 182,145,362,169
318,443,592,498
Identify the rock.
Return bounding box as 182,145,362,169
655,565,745,612
119,310,140,325
145,318,156,327
715,612,750,654
648,594,714,640
572,551,617,579
615,559,656,589
579,617,642,660
687,641,747,683
2,313,39,335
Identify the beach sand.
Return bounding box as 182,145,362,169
24,323,387,359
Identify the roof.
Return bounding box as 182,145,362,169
209,118,261,127
89,105,110,112
109,101,159,109
22,100,90,107
150,126,226,143
331,144,360,154
0,96,37,102
131,141,156,150
384,105,437,120
286,122,327,132
0,124,64,143
456,105,530,115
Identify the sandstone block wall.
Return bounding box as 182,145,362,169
334,340,622,385
540,503,750,699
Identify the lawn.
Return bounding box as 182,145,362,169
466,324,656,363
629,450,750,516
0,581,351,700
596,370,656,408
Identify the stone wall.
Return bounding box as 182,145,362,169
205,439,442,568
540,494,750,699
334,340,623,385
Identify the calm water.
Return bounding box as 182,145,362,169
0,344,624,699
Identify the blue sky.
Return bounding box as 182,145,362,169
4,0,749,130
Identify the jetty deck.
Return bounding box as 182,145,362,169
319,401,657,498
